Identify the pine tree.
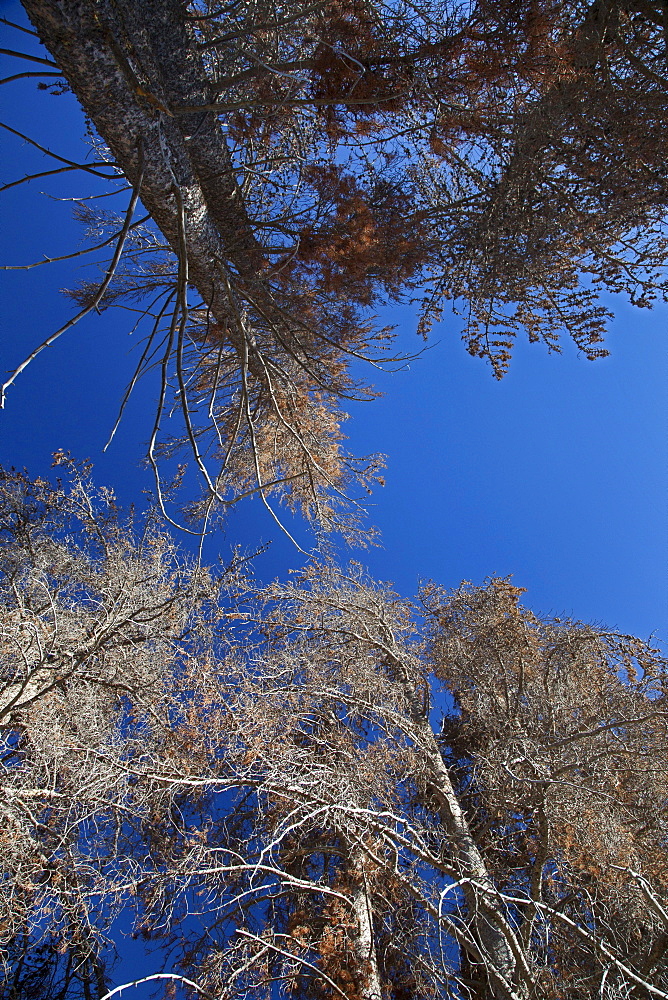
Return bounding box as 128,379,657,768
7,0,668,531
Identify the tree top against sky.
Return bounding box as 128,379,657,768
4,0,668,542
2,464,667,999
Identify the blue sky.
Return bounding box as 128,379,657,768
1,5,667,995
1,0,666,653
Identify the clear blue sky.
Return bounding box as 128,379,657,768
1,5,667,995
1,0,666,653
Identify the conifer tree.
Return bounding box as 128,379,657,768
5,0,668,531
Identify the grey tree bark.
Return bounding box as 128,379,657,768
380,643,529,1000
21,0,265,334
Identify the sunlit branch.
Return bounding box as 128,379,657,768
99,973,214,1000
236,928,351,1000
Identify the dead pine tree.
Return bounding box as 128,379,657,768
4,1,668,536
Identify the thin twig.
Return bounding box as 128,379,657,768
0,71,62,85
0,17,39,37
103,290,176,452
1,215,150,270
0,48,59,68
1,147,145,408
0,122,120,178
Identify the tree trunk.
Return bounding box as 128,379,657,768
21,0,266,334
349,847,382,1000
383,646,529,1000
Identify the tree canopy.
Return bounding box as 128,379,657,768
1,465,667,999
4,0,668,534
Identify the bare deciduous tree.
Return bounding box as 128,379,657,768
2,484,667,999
95,560,667,1000
0,460,231,995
